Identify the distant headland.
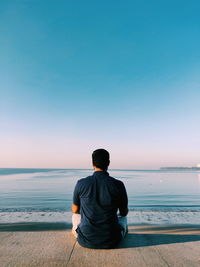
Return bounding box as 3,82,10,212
160,166,200,170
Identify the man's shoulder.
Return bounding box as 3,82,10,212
77,175,93,184
77,173,125,188
108,175,125,187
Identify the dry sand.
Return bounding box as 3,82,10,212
0,223,200,267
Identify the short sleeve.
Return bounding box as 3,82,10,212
118,181,128,216
73,181,80,206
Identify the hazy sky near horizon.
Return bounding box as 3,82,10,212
0,0,200,169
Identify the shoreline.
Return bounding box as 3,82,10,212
1,210,200,225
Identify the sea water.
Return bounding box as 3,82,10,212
0,168,200,224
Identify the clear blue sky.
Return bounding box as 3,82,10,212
0,0,200,169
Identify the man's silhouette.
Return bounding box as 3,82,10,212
71,149,128,249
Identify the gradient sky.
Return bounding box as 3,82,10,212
0,0,200,169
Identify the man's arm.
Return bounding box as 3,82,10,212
118,182,129,216
119,206,128,217
71,204,80,214
72,181,80,214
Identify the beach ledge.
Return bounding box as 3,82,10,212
0,224,200,267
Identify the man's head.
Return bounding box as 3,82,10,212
92,149,110,171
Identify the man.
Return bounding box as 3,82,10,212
71,149,128,249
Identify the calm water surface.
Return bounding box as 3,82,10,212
0,168,200,212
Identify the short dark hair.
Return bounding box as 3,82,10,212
92,149,110,170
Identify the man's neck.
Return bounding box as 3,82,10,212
94,167,104,172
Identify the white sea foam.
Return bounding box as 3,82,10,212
0,211,199,225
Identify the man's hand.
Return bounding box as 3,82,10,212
71,204,80,214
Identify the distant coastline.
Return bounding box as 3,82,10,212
160,167,200,170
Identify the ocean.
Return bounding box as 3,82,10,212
0,168,200,225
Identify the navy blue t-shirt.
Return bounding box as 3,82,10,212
73,170,128,249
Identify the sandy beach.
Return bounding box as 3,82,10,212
0,223,200,267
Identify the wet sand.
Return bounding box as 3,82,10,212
1,211,200,225
0,224,200,267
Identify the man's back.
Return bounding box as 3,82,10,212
73,170,128,249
